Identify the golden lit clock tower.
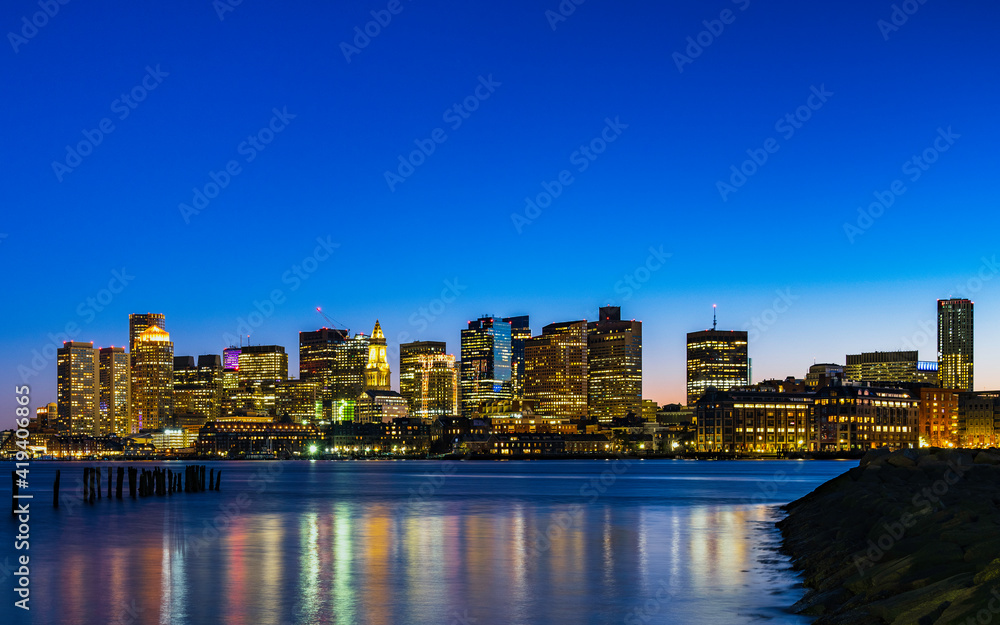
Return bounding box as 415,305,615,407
365,320,391,391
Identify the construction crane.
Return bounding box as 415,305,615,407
315,307,349,332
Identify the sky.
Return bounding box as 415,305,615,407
1,0,999,415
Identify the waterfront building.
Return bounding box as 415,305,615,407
918,387,959,447
131,325,173,431
98,346,130,436
814,385,919,450
958,391,1000,447
695,389,815,453
56,341,100,435
587,306,642,422
686,322,749,405
460,316,512,417
524,320,589,419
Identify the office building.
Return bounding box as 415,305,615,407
237,345,288,382
524,320,588,419
98,346,130,436
814,385,919,450
805,363,845,390
696,389,814,452
503,315,531,400
844,351,938,386
413,353,459,420
588,306,642,422
460,316,512,417
938,298,973,391
299,327,369,402
275,379,322,424
399,341,446,411
686,319,748,406
129,313,166,354
131,324,174,431
173,355,224,421
56,341,100,435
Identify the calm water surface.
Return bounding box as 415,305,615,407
2,459,849,625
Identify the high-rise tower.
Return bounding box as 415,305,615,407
938,298,973,392
57,341,100,435
587,306,642,422
365,320,391,391
131,324,174,431
460,316,512,417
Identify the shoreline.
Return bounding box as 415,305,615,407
778,447,1000,625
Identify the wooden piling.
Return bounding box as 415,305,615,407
89,468,95,503
215,470,221,491
53,469,60,508
116,467,123,499
107,466,112,498
83,467,89,501
96,467,101,499
209,468,214,492
128,467,136,498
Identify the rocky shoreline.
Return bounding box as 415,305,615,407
779,447,1000,625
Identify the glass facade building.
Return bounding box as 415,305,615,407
460,316,512,417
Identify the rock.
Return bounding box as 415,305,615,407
860,447,892,467
974,451,1000,465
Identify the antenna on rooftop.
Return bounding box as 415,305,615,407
712,304,717,331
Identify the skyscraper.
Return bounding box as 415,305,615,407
129,313,166,353
299,327,369,401
587,306,642,423
99,346,130,436
460,316,512,417
524,320,588,419
56,341,99,435
237,345,288,382
938,298,973,392
413,353,459,419
173,354,224,421
399,341,446,411
686,315,749,406
131,324,174,431
503,315,530,400
365,320,391,391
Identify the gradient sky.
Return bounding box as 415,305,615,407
2,0,999,415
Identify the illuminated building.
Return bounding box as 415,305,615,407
958,392,1000,448
131,325,174,431
196,421,320,457
805,363,845,390
173,355,224,421
299,327,369,402
502,315,531,400
642,400,658,422
223,346,241,370
399,341,445,411
365,320,391,391
524,320,588,419
129,313,166,353
696,389,814,452
237,345,288,382
355,389,409,424
938,298,973,392
918,387,959,447
460,316,512,417
814,385,919,450
98,346,130,436
56,341,100,435
275,379,322,423
587,306,642,422
686,318,748,405
844,351,938,386
413,353,459,419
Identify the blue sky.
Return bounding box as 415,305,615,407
1,0,998,410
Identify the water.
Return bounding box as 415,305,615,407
2,459,849,625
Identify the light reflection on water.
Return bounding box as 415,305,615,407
2,460,848,625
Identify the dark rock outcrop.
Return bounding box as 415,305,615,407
779,448,1000,625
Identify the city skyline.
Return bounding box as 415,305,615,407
24,290,995,414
